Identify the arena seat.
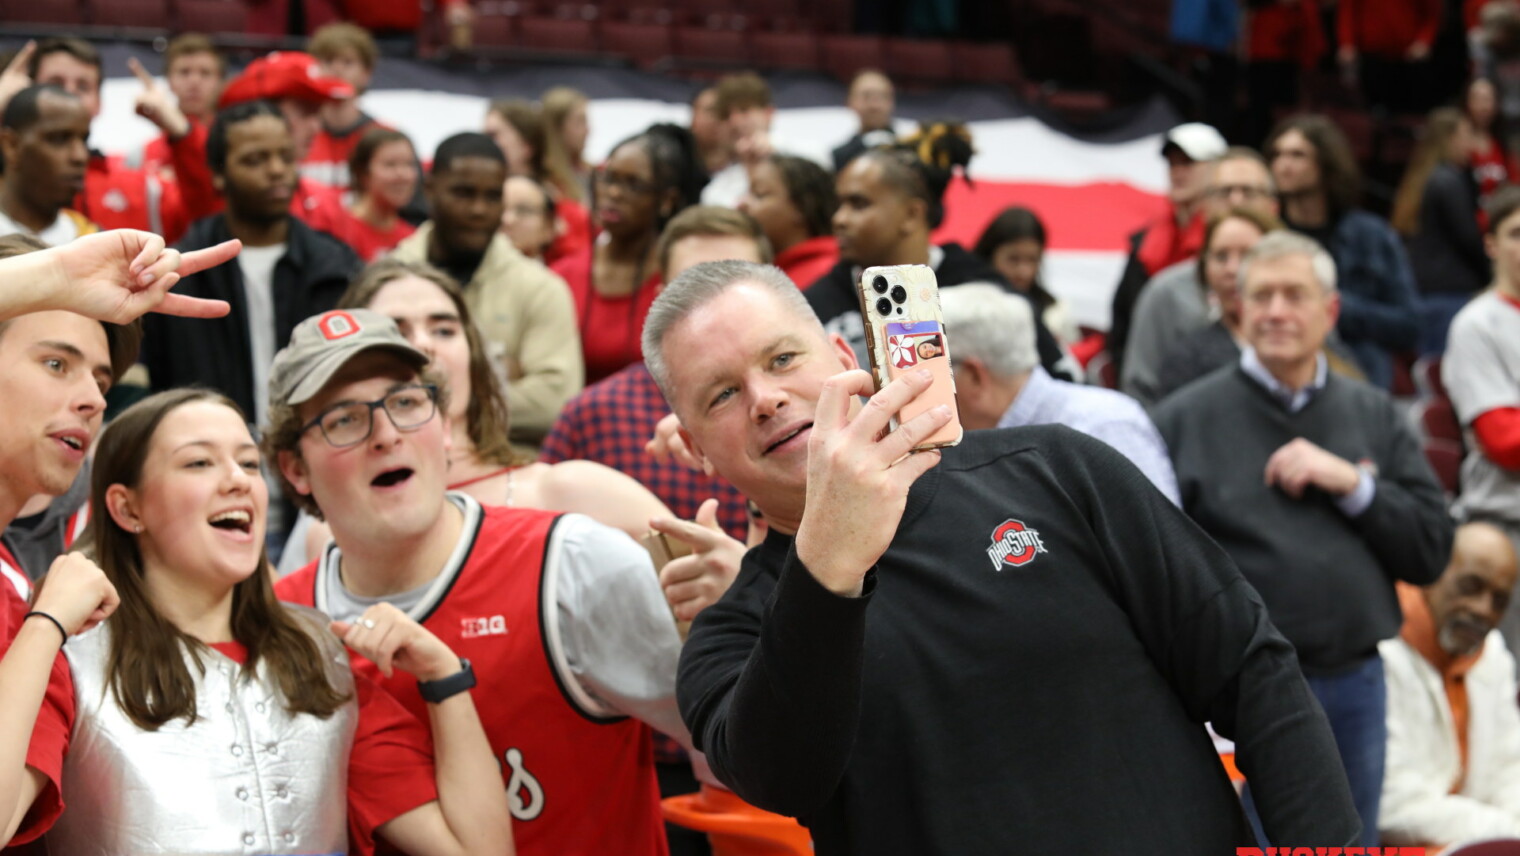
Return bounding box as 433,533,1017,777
174,0,247,35
1423,438,1463,496
88,0,170,29
749,30,820,72
601,20,675,69
819,34,886,83
884,37,955,87
954,41,1019,87
738,0,800,30
0,0,84,26
1445,838,1520,855
471,10,517,49
518,15,598,54
1414,397,1463,445
674,26,749,69
670,0,739,28
662,785,812,856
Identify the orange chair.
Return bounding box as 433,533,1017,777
662,785,813,856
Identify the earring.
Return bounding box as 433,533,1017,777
133,524,143,534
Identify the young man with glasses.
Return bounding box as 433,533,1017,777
270,308,684,856
393,132,581,457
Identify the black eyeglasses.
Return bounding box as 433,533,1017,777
300,384,439,448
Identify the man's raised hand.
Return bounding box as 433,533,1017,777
128,57,190,139
793,368,949,596
40,230,239,323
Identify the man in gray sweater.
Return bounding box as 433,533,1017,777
1155,231,1453,846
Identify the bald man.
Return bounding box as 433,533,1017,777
1380,520,1520,847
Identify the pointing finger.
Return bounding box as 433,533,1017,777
127,56,156,88
177,239,242,276
5,42,35,76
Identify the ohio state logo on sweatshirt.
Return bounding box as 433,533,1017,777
986,519,1048,570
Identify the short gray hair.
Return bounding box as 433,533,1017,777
641,260,824,401
938,283,1040,379
1237,230,1337,293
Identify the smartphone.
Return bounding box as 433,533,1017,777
856,264,963,450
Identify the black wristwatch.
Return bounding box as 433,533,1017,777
417,659,476,703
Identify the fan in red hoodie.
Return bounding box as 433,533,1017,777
134,34,225,182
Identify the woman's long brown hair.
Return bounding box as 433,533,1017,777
1391,107,1470,236
90,389,351,730
339,258,527,468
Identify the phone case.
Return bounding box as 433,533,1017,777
639,531,694,639
856,264,964,450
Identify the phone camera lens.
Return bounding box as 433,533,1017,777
875,297,893,316
890,285,908,304
872,275,889,294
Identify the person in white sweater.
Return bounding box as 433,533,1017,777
1380,519,1520,847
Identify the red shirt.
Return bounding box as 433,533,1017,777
326,209,417,262
551,247,663,384
1338,0,1441,56
1247,0,1325,67
302,114,386,192
1135,206,1205,278
544,197,593,267
277,506,668,856
1,563,74,849
776,235,840,289
15,612,437,853
75,151,194,245
1472,136,1515,210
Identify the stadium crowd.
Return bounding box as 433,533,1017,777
1,9,1520,854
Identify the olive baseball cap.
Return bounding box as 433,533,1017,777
268,309,429,409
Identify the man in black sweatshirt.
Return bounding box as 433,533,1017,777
1154,231,1453,847
642,259,1360,855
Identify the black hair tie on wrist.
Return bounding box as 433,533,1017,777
24,611,68,645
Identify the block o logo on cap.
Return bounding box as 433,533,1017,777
318,310,361,341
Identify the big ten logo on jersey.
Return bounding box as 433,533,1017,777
502,748,545,821
461,615,508,639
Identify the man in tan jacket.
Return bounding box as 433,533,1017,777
394,132,582,454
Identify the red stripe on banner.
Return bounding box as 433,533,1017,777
933,176,1168,254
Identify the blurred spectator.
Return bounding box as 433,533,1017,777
1152,208,1281,403
0,85,95,243
701,73,774,208
1338,0,1442,115
1154,210,1367,404
1267,114,1420,388
1244,0,1324,147
831,69,897,171
941,283,1180,503
486,98,590,265
1156,231,1452,845
1106,122,1227,378
1465,77,1515,207
688,86,732,177
1477,3,1520,153
973,206,1081,346
136,34,225,178
809,124,1072,379
393,132,581,455
1392,107,1489,354
553,125,703,383
1380,520,1520,847
739,154,838,288
303,23,383,192
543,86,591,203
541,205,768,542
325,127,418,261
1444,185,1520,657
244,0,471,48
21,39,196,241
501,175,558,262
142,101,360,426
174,52,357,237
1123,146,1278,403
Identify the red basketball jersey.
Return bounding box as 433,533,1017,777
278,501,668,856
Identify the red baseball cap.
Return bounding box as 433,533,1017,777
218,52,355,109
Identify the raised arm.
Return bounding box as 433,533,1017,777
335,603,512,856
2,554,117,846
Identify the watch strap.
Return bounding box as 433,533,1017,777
417,658,476,703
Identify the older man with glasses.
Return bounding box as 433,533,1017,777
269,308,689,856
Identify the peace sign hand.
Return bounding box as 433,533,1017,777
44,230,238,323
